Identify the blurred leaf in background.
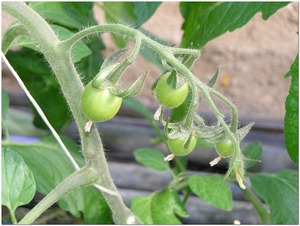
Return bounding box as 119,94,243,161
284,54,298,164
180,2,290,48
6,49,72,131
3,135,111,224
249,170,299,224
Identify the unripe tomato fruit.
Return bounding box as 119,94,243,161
156,72,189,108
215,139,234,158
167,135,197,156
81,82,122,122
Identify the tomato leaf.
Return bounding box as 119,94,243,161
134,148,170,172
2,147,36,215
284,54,298,164
14,25,91,63
6,48,71,131
29,2,96,29
3,136,111,224
180,2,289,48
131,187,189,224
249,170,298,224
133,2,161,28
242,141,262,169
5,108,49,138
188,175,233,210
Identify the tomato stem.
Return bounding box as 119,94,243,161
109,34,142,84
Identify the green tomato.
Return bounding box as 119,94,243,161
81,82,122,122
156,72,189,108
215,139,234,158
167,135,197,156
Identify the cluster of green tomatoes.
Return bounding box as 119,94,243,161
81,64,234,159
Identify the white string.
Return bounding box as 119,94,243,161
2,52,119,196
2,52,81,171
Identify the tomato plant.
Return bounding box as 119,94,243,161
1,2,297,225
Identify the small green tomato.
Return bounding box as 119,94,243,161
81,82,122,122
167,135,197,156
215,139,234,158
156,72,189,108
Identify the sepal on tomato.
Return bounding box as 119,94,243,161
91,63,120,89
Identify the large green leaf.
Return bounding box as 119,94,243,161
133,2,161,28
284,54,298,164
134,148,170,172
188,175,233,210
131,187,188,224
14,25,91,63
2,147,36,215
180,2,290,48
6,48,71,131
249,170,298,224
3,136,111,224
29,2,96,29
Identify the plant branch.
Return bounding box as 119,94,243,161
18,167,99,224
242,187,271,224
109,34,142,84
2,23,26,54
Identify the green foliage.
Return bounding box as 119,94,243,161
2,147,36,222
2,2,296,224
134,148,170,172
180,2,290,48
249,170,299,224
5,108,49,138
131,187,189,224
284,54,298,164
3,136,111,224
29,2,96,29
14,24,92,63
6,49,72,130
188,175,233,210
242,142,263,169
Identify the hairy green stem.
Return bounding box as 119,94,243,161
210,88,238,133
242,188,271,224
19,167,99,224
109,34,142,84
3,2,140,224
2,23,26,54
